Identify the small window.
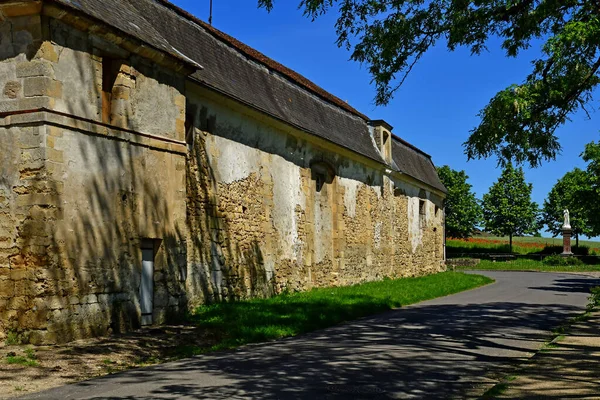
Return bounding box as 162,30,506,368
315,171,326,193
311,162,334,194
419,199,427,227
102,58,120,124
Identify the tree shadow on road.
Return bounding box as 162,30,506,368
20,274,600,400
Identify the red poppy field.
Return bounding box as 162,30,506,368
447,236,600,255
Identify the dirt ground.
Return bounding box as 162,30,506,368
0,324,216,399
495,312,600,399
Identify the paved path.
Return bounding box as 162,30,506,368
22,271,600,400
497,311,600,399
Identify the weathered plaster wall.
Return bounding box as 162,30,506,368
0,8,444,344
41,125,187,344
47,18,186,141
0,12,188,343
185,86,445,303
0,124,54,343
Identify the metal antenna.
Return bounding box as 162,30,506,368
209,0,213,25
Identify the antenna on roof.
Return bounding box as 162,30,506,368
209,0,213,25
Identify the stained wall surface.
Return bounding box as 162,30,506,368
185,86,445,304
0,11,188,343
0,5,445,344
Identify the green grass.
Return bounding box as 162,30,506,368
5,347,38,367
6,355,38,367
456,259,600,272
4,331,20,346
185,272,493,355
482,382,510,398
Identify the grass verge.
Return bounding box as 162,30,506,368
457,259,600,272
183,272,493,356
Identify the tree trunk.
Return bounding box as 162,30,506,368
576,234,579,249
509,233,513,254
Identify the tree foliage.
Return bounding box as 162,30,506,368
541,168,592,245
436,165,482,238
258,0,600,167
581,141,600,236
481,163,539,251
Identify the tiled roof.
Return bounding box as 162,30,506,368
154,0,369,121
392,137,446,193
50,0,445,192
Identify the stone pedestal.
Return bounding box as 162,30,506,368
562,228,573,256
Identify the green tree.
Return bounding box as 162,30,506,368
258,0,600,167
436,165,482,238
581,141,600,236
542,168,592,247
482,164,539,252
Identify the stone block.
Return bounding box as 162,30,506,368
18,309,48,330
20,147,44,163
47,126,64,137
23,76,51,97
46,296,66,310
96,294,111,305
3,81,21,99
28,330,57,345
10,268,34,281
16,193,59,207
47,148,63,163
18,129,41,149
35,41,59,63
16,60,54,78
80,294,97,304
23,76,61,98
112,85,130,100
0,278,14,298
114,74,135,89
7,296,29,310
0,96,53,113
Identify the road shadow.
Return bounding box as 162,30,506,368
529,277,600,294
19,273,599,399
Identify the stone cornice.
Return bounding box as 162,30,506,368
0,107,187,155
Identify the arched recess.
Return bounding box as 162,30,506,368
309,161,338,267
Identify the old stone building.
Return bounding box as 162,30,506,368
0,0,446,343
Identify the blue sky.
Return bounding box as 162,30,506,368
173,0,599,236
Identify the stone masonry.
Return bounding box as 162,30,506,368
0,0,446,344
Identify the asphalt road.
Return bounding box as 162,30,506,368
22,271,600,400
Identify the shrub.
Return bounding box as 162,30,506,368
5,331,20,346
543,255,584,266
538,245,589,256
589,287,600,311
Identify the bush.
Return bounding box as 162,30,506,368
543,255,584,267
538,245,589,256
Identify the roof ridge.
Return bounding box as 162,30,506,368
152,0,369,120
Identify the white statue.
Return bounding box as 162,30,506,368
563,209,571,230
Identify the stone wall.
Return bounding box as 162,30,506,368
185,86,445,304
0,6,445,344
0,11,188,344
